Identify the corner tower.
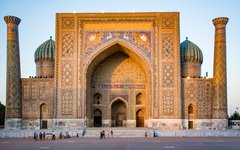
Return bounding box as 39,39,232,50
4,16,22,129
212,17,228,129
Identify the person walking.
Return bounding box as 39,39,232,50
52,131,55,140
39,132,42,140
110,130,113,137
34,132,37,141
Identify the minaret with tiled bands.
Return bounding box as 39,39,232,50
4,16,22,129
212,17,228,128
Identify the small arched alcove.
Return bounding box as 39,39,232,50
93,93,102,105
40,103,48,129
188,104,196,129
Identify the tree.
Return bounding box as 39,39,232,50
0,101,5,126
229,111,240,120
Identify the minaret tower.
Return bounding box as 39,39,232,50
212,17,228,129
4,16,22,129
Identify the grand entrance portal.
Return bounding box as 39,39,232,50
111,100,127,127
86,43,149,127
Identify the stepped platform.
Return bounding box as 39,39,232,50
1,128,240,138
83,127,152,138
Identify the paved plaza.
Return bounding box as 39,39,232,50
0,137,240,150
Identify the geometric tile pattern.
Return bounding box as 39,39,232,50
162,16,174,29
61,89,73,115
5,17,22,118
163,91,174,115
62,17,74,29
62,61,73,87
31,82,38,100
21,79,54,120
212,18,228,119
162,35,173,59
39,82,49,101
162,64,174,87
62,33,73,57
183,79,213,119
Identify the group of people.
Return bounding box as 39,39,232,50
33,131,46,140
100,129,113,139
59,131,71,139
33,131,72,141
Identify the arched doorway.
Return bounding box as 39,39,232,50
40,103,48,129
111,99,127,127
136,109,144,127
188,104,196,129
93,109,102,127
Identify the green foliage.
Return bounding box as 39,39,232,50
0,102,5,125
229,111,240,120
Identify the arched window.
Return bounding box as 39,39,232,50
94,93,102,105
136,93,143,105
188,104,194,114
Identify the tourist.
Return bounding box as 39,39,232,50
102,130,105,138
110,130,113,137
34,132,37,141
59,132,63,139
100,131,103,139
39,132,42,140
145,131,147,138
65,132,70,138
106,129,109,138
52,131,55,140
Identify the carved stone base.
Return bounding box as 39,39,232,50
22,119,39,130
182,119,213,130
148,119,182,129
148,119,228,130
211,119,228,130
5,118,22,130
52,119,85,130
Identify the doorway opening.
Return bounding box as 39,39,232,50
111,99,126,127
136,109,144,127
93,109,102,127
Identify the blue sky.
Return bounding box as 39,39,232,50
0,0,239,115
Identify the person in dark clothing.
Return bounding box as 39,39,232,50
110,130,113,137
34,132,37,141
102,130,105,138
39,132,42,140
52,131,55,140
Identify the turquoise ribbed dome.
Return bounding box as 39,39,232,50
34,36,55,62
180,37,203,64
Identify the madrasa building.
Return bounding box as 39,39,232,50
4,12,228,130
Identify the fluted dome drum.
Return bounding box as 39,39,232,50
180,37,203,78
34,36,55,77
